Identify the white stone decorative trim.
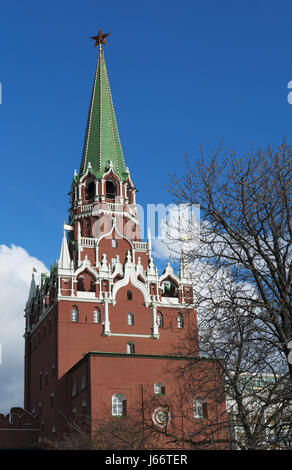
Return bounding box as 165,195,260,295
159,263,181,286
112,251,150,305
74,256,99,280
96,216,135,250
101,166,120,182
76,292,96,299
102,299,111,335
151,305,159,337
57,296,103,303
109,333,154,338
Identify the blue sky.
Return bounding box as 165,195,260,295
1,0,292,268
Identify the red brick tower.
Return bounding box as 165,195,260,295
22,32,227,448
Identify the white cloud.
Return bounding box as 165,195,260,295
151,205,200,261
0,245,48,414
152,237,176,260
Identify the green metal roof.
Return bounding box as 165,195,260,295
79,48,128,181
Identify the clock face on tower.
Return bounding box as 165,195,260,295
152,408,171,427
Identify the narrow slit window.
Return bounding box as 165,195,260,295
127,342,135,354
106,180,116,199
93,308,101,323
127,290,132,301
157,313,164,328
128,313,134,326
71,307,78,322
193,398,208,419
177,314,184,328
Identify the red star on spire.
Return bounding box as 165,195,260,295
90,29,110,48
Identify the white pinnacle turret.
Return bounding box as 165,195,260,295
27,272,37,304
147,227,152,253
58,231,71,270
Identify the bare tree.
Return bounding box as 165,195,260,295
42,377,229,451
166,139,292,449
195,277,292,449
43,412,152,450
43,401,180,451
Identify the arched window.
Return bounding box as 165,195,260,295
71,307,78,322
106,179,116,199
77,276,84,291
127,342,135,354
77,272,95,292
93,308,101,323
127,290,133,301
50,392,55,408
86,181,95,201
82,400,87,420
157,312,164,328
161,279,178,298
112,394,127,416
81,371,87,390
193,398,208,419
154,382,165,395
72,406,78,423
72,379,78,397
177,313,184,328
128,313,134,326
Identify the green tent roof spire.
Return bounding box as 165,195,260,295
79,40,128,181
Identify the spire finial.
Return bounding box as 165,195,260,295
90,29,110,50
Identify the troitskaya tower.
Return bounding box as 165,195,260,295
20,31,226,447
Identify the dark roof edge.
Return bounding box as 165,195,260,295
64,351,217,375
